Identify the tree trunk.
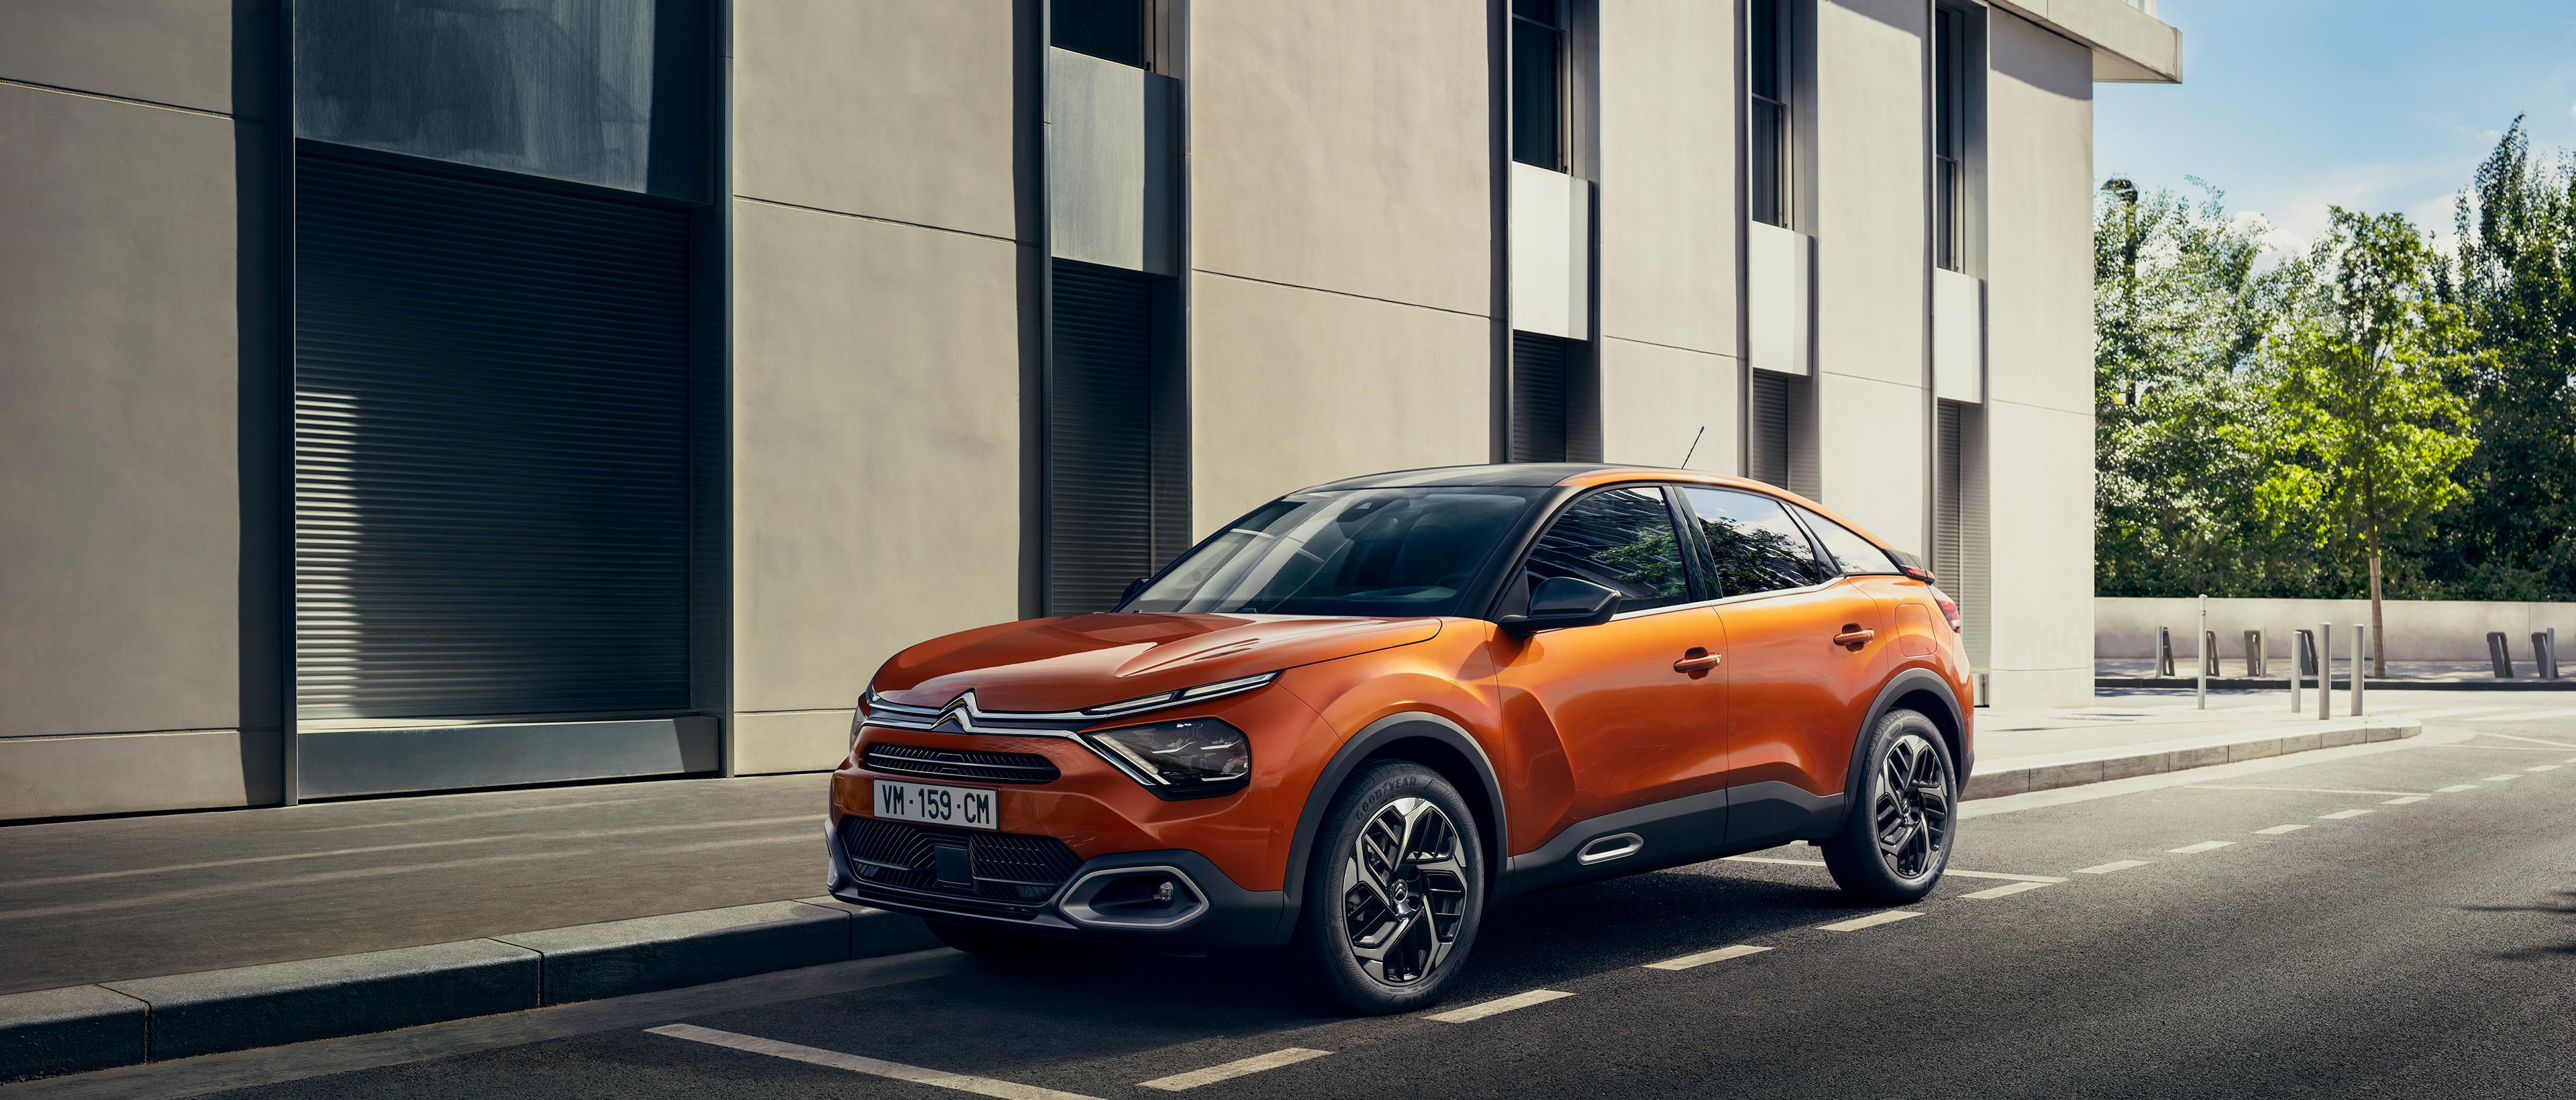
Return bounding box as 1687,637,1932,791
2367,552,2386,679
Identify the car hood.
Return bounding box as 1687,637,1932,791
871,613,1443,715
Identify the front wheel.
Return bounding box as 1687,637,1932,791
1290,760,1486,1014
1821,709,1957,903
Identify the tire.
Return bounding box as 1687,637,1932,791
1821,709,1958,904
1290,760,1487,1014
923,918,1060,961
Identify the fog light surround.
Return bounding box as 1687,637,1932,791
1058,866,1209,930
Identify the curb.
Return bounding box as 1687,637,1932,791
1963,718,2420,801
0,899,937,1083
2100,676,2574,691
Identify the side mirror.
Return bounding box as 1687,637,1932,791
1500,577,1622,634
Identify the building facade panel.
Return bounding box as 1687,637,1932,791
1596,0,1738,358
1981,400,2094,703
1189,0,1489,315
1596,338,1741,474
1988,9,2095,417
1188,272,1490,528
0,0,260,114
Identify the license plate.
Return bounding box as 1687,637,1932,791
872,779,998,831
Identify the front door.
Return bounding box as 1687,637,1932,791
1492,487,1732,829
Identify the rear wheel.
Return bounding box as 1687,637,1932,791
1291,760,1486,1014
923,918,1058,960
1821,709,1957,903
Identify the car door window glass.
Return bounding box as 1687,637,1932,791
1680,488,1832,596
1794,505,1902,575
1521,487,1693,613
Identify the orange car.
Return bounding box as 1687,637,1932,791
827,464,1972,1012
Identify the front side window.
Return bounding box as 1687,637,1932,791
1519,487,1692,613
1796,505,1903,575
1748,0,1791,227
1680,488,1831,596
1510,0,1565,170
1125,489,1541,617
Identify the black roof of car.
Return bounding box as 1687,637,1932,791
1303,464,1649,490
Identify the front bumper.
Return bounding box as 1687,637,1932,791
824,817,1289,949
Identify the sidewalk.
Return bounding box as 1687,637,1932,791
0,697,2417,1079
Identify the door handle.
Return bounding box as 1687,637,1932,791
1673,648,1723,674
1831,628,1876,648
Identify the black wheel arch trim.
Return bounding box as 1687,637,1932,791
1276,711,1512,942
1841,668,1969,817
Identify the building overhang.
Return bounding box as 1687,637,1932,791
1991,0,2182,84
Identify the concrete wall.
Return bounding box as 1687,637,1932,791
2099,598,2576,665
0,1,281,820
1811,0,1928,557
1596,0,1740,473
1186,0,1491,524
726,0,1031,772
1982,10,2096,705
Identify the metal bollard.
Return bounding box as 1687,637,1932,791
2158,626,2176,677
2289,630,2309,713
2351,623,2366,717
2318,621,2332,719
2244,630,2267,678
2196,597,2210,709
2534,630,2561,681
2487,632,2516,679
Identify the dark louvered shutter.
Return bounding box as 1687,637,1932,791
1510,333,1570,462
1049,263,1157,613
293,146,691,720
1936,399,1989,666
1751,370,1792,489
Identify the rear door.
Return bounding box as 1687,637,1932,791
1679,489,1888,838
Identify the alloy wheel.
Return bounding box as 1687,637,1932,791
1871,733,1951,881
1339,797,1470,985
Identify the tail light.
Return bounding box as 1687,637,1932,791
1930,587,1963,634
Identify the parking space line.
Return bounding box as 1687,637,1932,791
1960,881,2051,900
2075,859,2151,874
1429,989,1573,1023
2472,707,2576,723
2404,708,2507,721
1141,1048,1331,1091
1644,944,1773,971
2526,764,2561,772
1945,869,2069,883
2483,732,2576,750
2436,784,2481,793
1818,910,1921,932
2188,784,2426,797
2482,774,2523,783
2319,809,2372,819
2384,795,2431,804
647,1024,1100,1100
2168,841,2234,854
2255,824,2308,835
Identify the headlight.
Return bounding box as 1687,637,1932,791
1085,718,1251,798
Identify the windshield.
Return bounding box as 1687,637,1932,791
1123,488,1544,617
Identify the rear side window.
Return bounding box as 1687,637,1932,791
1679,488,1831,596
1518,487,1693,613
1795,505,1902,575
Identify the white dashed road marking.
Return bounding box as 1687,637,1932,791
648,1024,1100,1100
2188,784,2426,797
2075,860,2151,874
1723,855,1826,868
2404,708,2506,721
2437,784,2481,793
1141,1049,1331,1091
2255,824,2308,835
1429,989,1574,1023
2483,774,2522,783
2483,731,2576,750
2471,707,2576,723
2528,764,2561,772
1644,944,1773,971
1818,910,1921,932
1945,869,2069,884
2384,795,2430,804
2168,841,2234,854
2319,809,2372,819
1960,881,2051,900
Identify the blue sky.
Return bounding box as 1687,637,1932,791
2096,0,2576,256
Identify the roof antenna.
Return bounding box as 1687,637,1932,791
1679,426,1706,469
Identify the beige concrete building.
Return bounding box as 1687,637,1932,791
0,0,2179,821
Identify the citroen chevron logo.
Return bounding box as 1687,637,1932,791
933,691,986,732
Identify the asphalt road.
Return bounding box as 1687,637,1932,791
18,702,2576,1099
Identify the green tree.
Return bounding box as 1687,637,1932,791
2440,120,2576,599
2239,208,2479,674
2094,180,2310,598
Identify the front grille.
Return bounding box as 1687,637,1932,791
863,742,1060,785
839,816,1082,915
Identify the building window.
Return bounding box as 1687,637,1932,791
1748,0,1792,228
1932,3,1971,272
1047,261,1190,613
1749,368,1812,495
1510,0,1567,171
1054,0,1150,68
